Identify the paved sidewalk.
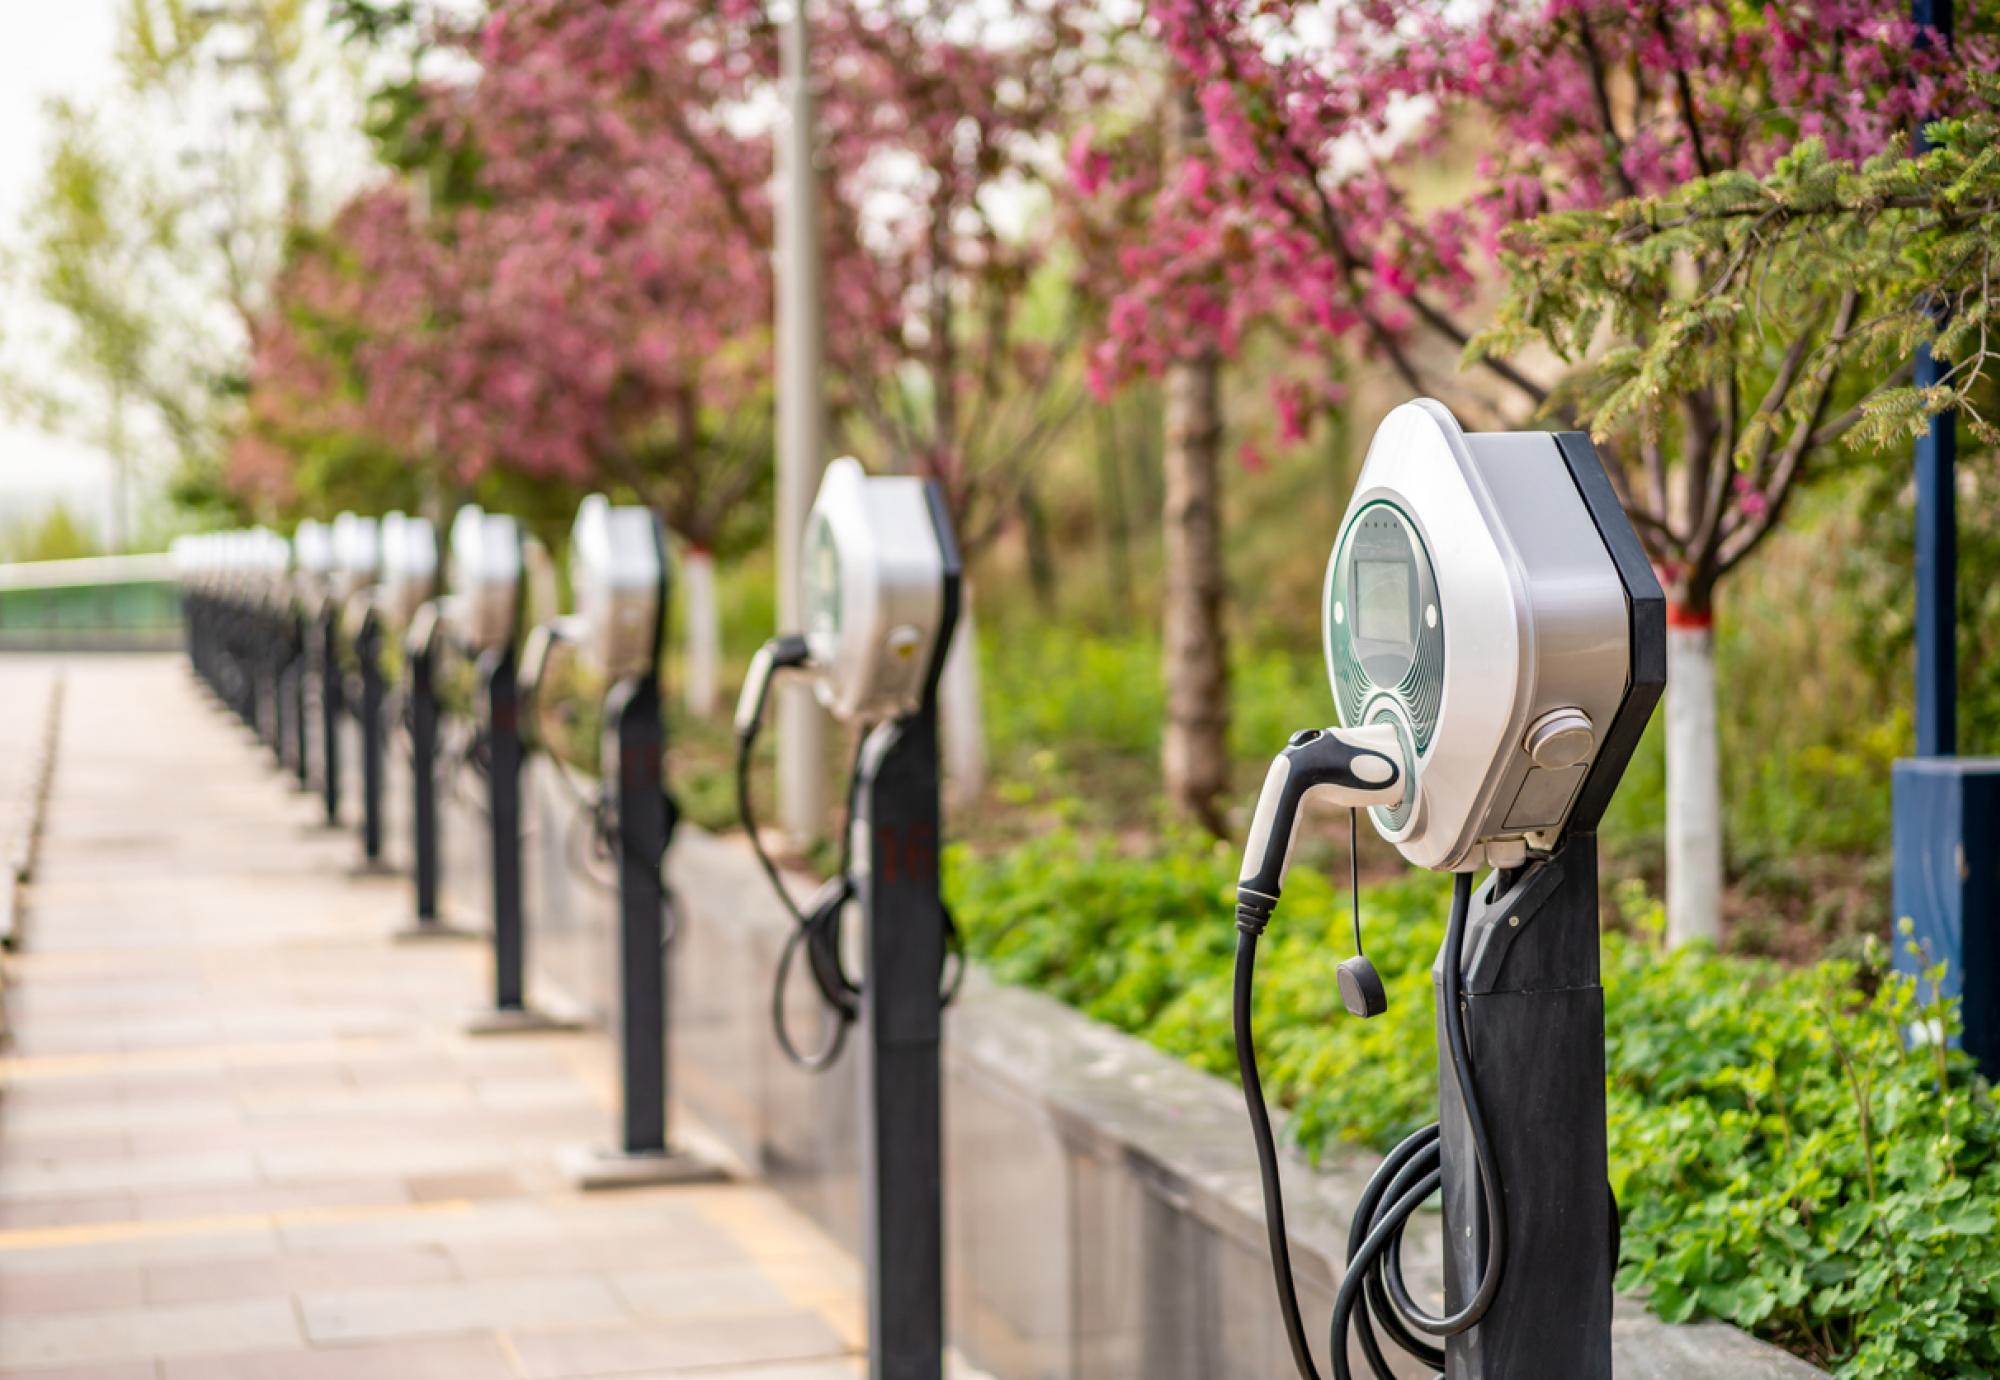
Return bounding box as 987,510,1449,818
0,656,865,1380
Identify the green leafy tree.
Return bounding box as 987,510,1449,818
1477,85,2000,464
1,0,369,538
1471,72,2000,942
0,504,103,564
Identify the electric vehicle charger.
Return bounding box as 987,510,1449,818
528,496,719,1188
735,457,965,1380
1235,400,1664,1380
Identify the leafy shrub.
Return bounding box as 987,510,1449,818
947,834,2000,1378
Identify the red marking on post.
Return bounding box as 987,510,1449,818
879,821,938,884
1666,602,1713,631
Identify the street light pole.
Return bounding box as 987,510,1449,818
1891,0,2000,1081
775,0,829,845
1912,0,1957,759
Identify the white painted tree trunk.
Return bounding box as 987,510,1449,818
680,547,720,717
939,585,987,810
1666,622,1724,947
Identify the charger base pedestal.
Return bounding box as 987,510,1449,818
462,1004,583,1037
568,674,715,1193
390,920,478,943
556,1144,726,1192
855,709,948,1380
1438,833,1614,1380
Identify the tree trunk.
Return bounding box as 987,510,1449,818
940,582,987,809
1665,612,1724,947
1019,482,1057,613
1096,403,1134,622
680,546,720,717
1161,88,1231,835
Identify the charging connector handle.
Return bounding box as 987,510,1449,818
518,617,581,751
734,634,811,741
1237,725,1404,920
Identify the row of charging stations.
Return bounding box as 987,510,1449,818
175,399,1664,1380
177,462,970,1375
175,493,709,1187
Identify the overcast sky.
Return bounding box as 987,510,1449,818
0,0,126,544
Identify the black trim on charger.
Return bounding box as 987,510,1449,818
1554,431,1667,837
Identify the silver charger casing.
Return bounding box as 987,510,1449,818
800,457,951,725
377,512,439,633
329,513,381,604
1325,399,1638,872
293,519,336,615
254,528,292,610
445,505,524,654
569,495,666,683
228,530,259,606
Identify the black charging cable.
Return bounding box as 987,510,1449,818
740,727,864,1071
734,635,965,1073
1234,870,1504,1380
519,640,685,942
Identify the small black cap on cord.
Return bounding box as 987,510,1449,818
1337,955,1389,1019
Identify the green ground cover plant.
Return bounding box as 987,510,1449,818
946,833,2000,1378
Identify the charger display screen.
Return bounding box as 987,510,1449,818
1356,560,1412,645
802,514,843,653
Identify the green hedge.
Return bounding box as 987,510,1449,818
945,833,2000,1378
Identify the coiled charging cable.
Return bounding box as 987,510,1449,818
1235,870,1505,1380
734,635,965,1073
518,626,684,945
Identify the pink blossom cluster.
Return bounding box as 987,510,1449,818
235,0,1101,533
1073,0,1999,432
236,0,774,508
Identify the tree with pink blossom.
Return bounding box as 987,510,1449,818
242,0,1117,734
1073,0,2000,942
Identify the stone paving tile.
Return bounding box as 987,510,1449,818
0,1152,261,1203
0,1298,301,1370
401,1168,526,1202
606,1261,792,1320
694,1358,1003,1380
131,1177,412,1222
142,1244,457,1305
158,1336,517,1380
0,1264,147,1315
0,1131,132,1161
447,1223,742,1280
0,658,863,1378
0,1225,284,1275
0,1194,139,1230
299,1274,629,1344
504,1311,851,1379
0,1363,159,1380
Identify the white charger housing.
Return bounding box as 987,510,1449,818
569,495,665,682
330,513,380,602
1324,400,1659,872
294,519,335,609
445,505,524,653
253,529,291,607
799,457,954,725
378,512,439,631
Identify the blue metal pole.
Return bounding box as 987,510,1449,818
1891,0,2000,1081
1913,0,1956,757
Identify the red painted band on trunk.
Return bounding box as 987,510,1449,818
1666,603,1714,631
